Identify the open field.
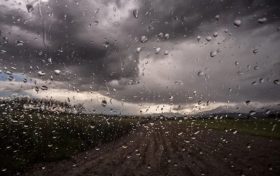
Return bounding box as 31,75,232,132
0,110,136,175
1,108,280,175
185,118,280,139
24,121,280,176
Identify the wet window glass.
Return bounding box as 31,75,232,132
0,0,280,175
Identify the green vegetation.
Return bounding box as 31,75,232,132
0,110,136,175
188,118,280,139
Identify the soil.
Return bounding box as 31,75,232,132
25,122,280,176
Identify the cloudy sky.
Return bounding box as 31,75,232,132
0,0,280,115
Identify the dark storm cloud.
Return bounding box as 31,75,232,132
0,0,280,109
1,0,139,87
123,0,280,40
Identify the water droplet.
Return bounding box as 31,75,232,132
1,168,7,172
54,70,61,75
210,51,217,57
253,66,259,70
272,124,277,132
215,15,220,21
164,50,169,55
164,33,170,39
5,70,12,75
38,71,46,76
197,35,201,42
26,4,34,13
155,47,161,54
104,41,110,48
48,58,52,63
233,19,242,27
136,47,142,53
213,32,218,37
251,81,257,85
249,111,256,116
16,40,24,46
140,35,148,43
158,32,164,38
0,50,7,54
35,86,39,93
273,79,279,85
258,17,267,24
206,36,212,42
41,85,48,91
8,75,14,81
132,9,139,18
253,49,258,54
197,71,205,77
101,100,107,107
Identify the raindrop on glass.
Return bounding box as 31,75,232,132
233,19,242,27
38,71,46,76
41,85,48,91
249,111,256,116
197,71,205,77
16,40,24,46
140,35,148,43
258,17,267,24
210,51,217,57
164,33,170,39
26,4,34,13
273,79,279,85
54,70,61,75
155,47,161,54
101,100,107,107
206,36,212,42
136,47,142,53
213,32,218,37
253,49,258,54
132,9,139,19
197,36,201,42
215,14,220,21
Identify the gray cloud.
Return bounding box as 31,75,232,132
0,0,280,113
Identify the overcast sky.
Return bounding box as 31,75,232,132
0,0,280,115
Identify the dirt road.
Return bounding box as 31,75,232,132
25,122,280,176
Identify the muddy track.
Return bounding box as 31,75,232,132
25,122,280,176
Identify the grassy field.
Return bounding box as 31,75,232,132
1,109,280,175
186,118,280,139
0,110,136,175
